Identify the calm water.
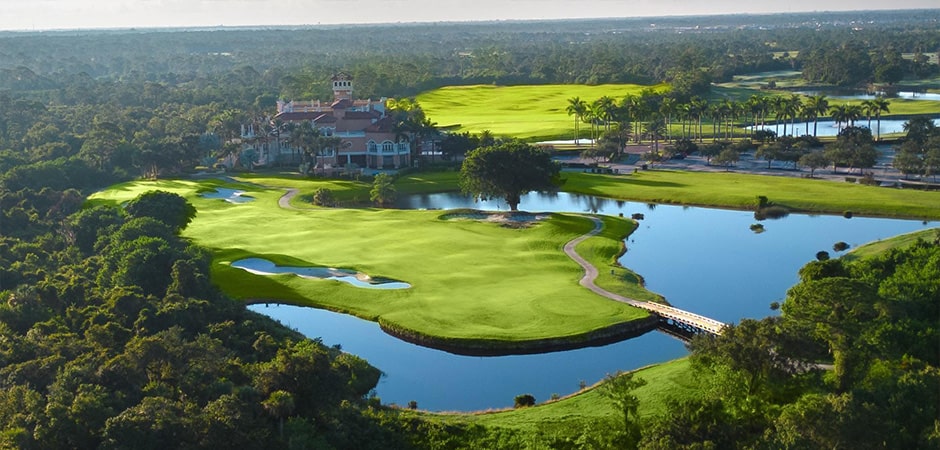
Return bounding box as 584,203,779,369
250,192,934,411
756,118,940,137
793,89,940,101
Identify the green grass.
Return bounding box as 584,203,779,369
562,171,940,220
416,81,940,143
842,227,940,261
424,358,698,428
417,83,668,141
89,177,652,345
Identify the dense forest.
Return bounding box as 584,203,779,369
0,10,939,448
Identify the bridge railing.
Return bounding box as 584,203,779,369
631,302,727,335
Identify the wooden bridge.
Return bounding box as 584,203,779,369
565,217,727,337
629,302,726,336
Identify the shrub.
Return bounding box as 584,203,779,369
750,223,765,233
514,394,536,408
312,188,336,207
860,172,878,186
833,242,850,252
816,251,830,261
843,211,854,219
756,195,770,209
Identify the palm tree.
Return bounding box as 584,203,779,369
787,94,802,136
746,95,766,137
660,97,676,142
805,95,830,137
830,104,849,131
845,104,863,127
861,99,877,130
691,97,708,142
724,100,740,140
871,97,891,141
771,96,786,136
566,97,587,145
644,115,666,153
595,96,617,134
586,101,603,147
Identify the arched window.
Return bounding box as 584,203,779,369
382,141,394,153
367,141,377,152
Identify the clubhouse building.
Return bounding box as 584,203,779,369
240,73,411,171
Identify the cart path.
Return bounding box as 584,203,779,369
278,188,300,210
564,216,727,335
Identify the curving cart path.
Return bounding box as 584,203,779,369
278,188,300,210
564,216,727,335
274,186,726,334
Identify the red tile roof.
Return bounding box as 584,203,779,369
366,116,397,133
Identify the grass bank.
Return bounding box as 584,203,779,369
562,171,940,220
419,358,698,430
842,227,940,261
90,178,653,350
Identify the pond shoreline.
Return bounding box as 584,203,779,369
246,298,662,356
378,315,662,356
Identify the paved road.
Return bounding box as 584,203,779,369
563,216,726,335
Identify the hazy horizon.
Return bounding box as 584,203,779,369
1,1,938,32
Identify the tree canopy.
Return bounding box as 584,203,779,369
459,141,561,211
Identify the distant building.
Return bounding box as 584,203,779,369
240,73,411,171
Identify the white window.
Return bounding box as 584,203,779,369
367,141,377,152
382,141,394,153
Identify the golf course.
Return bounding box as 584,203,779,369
89,176,661,353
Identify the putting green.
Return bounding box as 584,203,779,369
90,178,653,346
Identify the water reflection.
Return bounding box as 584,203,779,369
249,303,687,411
756,118,940,137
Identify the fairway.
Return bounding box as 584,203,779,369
417,81,940,142
90,178,653,349
417,83,668,141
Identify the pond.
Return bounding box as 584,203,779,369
793,89,940,101
251,192,934,411
755,118,940,137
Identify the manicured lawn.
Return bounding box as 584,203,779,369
416,81,940,143
424,358,698,428
842,227,940,261
89,178,651,345
562,171,940,220
417,83,668,141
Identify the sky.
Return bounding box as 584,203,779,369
0,0,938,31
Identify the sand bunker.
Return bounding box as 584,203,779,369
231,258,410,290
441,211,550,227
201,188,255,203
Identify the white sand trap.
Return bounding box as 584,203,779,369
231,258,410,290
201,188,255,203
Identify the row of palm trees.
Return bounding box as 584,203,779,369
565,91,893,146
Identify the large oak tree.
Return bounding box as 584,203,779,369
459,141,561,211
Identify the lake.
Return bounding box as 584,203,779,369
249,192,934,411
756,118,940,137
